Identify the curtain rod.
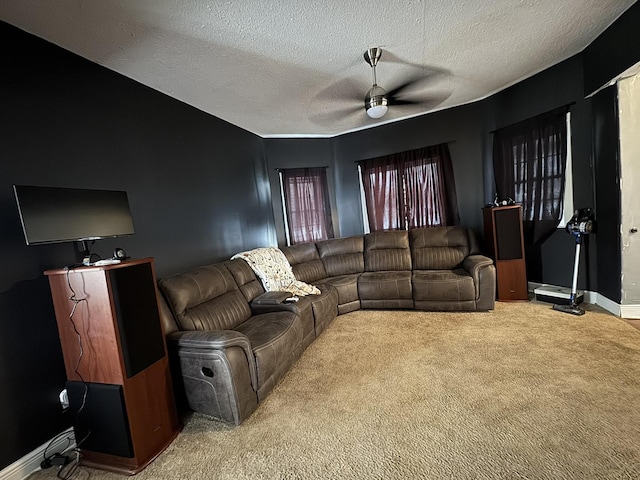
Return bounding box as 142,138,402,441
489,101,576,134
275,166,329,171
352,140,457,163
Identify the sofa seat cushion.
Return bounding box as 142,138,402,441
412,269,476,302
234,311,304,400
250,293,315,348
307,283,339,336
358,271,413,309
322,274,360,303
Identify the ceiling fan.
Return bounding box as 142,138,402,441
309,47,450,126
363,46,436,119
363,47,388,118
309,47,452,128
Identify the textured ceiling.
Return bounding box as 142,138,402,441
0,0,636,138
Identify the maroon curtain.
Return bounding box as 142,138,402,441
403,144,459,229
359,158,403,231
359,143,459,231
281,167,334,244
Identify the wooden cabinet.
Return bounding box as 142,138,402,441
482,205,529,301
45,258,180,475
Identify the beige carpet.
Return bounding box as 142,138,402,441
30,302,640,479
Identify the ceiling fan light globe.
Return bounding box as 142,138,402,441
366,104,388,119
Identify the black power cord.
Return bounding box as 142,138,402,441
41,453,70,469
40,427,74,470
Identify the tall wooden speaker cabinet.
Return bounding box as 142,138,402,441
45,258,180,475
482,205,529,301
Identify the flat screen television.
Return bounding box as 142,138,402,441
13,185,135,246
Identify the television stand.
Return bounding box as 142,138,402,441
45,258,180,475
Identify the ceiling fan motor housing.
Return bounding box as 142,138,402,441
365,85,388,118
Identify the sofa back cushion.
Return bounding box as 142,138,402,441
280,243,327,283
364,230,412,272
316,236,365,277
158,263,251,331
410,226,475,270
224,258,265,302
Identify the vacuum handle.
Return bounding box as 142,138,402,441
570,241,581,301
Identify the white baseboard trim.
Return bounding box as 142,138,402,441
583,289,599,305
0,428,74,480
594,293,622,317
620,304,640,319
527,282,630,318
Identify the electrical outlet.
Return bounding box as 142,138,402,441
59,388,69,409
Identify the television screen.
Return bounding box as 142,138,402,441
13,185,135,245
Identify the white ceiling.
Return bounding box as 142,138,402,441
0,0,636,138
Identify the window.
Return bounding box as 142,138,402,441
510,114,573,225
493,105,571,246
358,143,459,232
279,167,334,245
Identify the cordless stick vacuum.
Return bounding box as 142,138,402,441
553,208,595,316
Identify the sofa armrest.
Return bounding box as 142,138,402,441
251,291,293,305
462,255,494,277
167,330,258,391
462,255,496,310
250,291,302,316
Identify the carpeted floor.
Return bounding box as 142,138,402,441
30,302,640,479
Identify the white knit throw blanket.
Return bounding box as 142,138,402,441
231,247,320,296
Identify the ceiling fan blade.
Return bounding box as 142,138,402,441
382,51,452,75
387,90,454,111
387,98,420,106
309,104,363,126
313,77,365,103
386,73,439,100
309,77,366,125
381,51,425,69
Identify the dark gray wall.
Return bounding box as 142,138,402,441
591,85,622,302
0,22,275,469
583,1,640,97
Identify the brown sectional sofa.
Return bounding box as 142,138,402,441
158,226,496,425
